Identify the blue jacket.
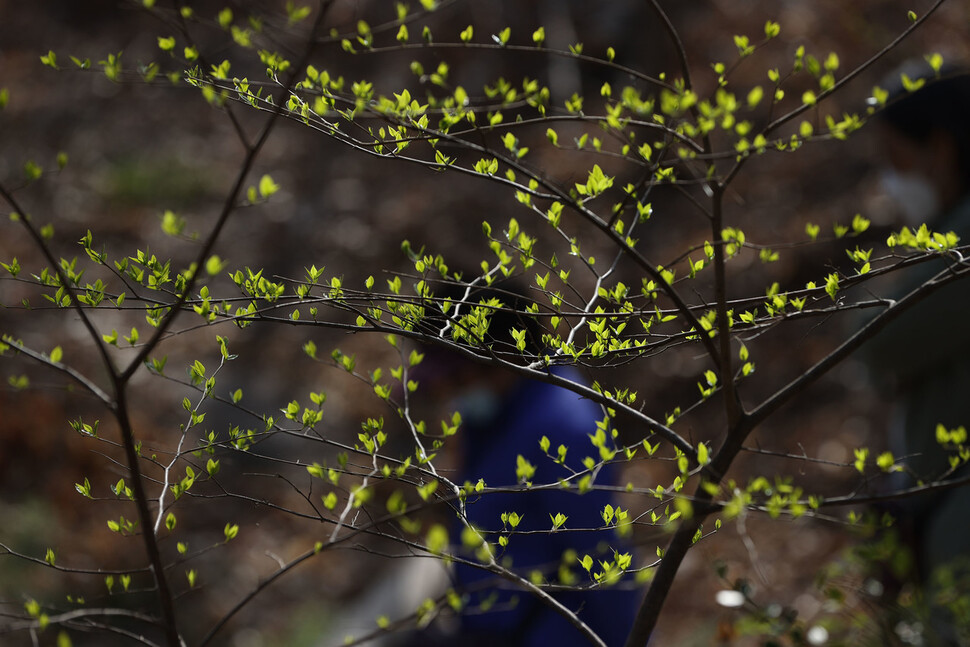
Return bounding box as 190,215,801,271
454,369,639,646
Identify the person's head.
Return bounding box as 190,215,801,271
412,279,545,411
876,62,970,223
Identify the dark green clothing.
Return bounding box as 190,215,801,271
866,196,970,579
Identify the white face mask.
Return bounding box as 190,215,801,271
453,387,502,427
879,169,941,226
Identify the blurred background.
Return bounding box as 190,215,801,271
2,0,970,645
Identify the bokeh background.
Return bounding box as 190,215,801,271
2,1,970,645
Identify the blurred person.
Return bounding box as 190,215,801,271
325,286,639,647
865,62,970,644
877,63,970,228
405,286,640,646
